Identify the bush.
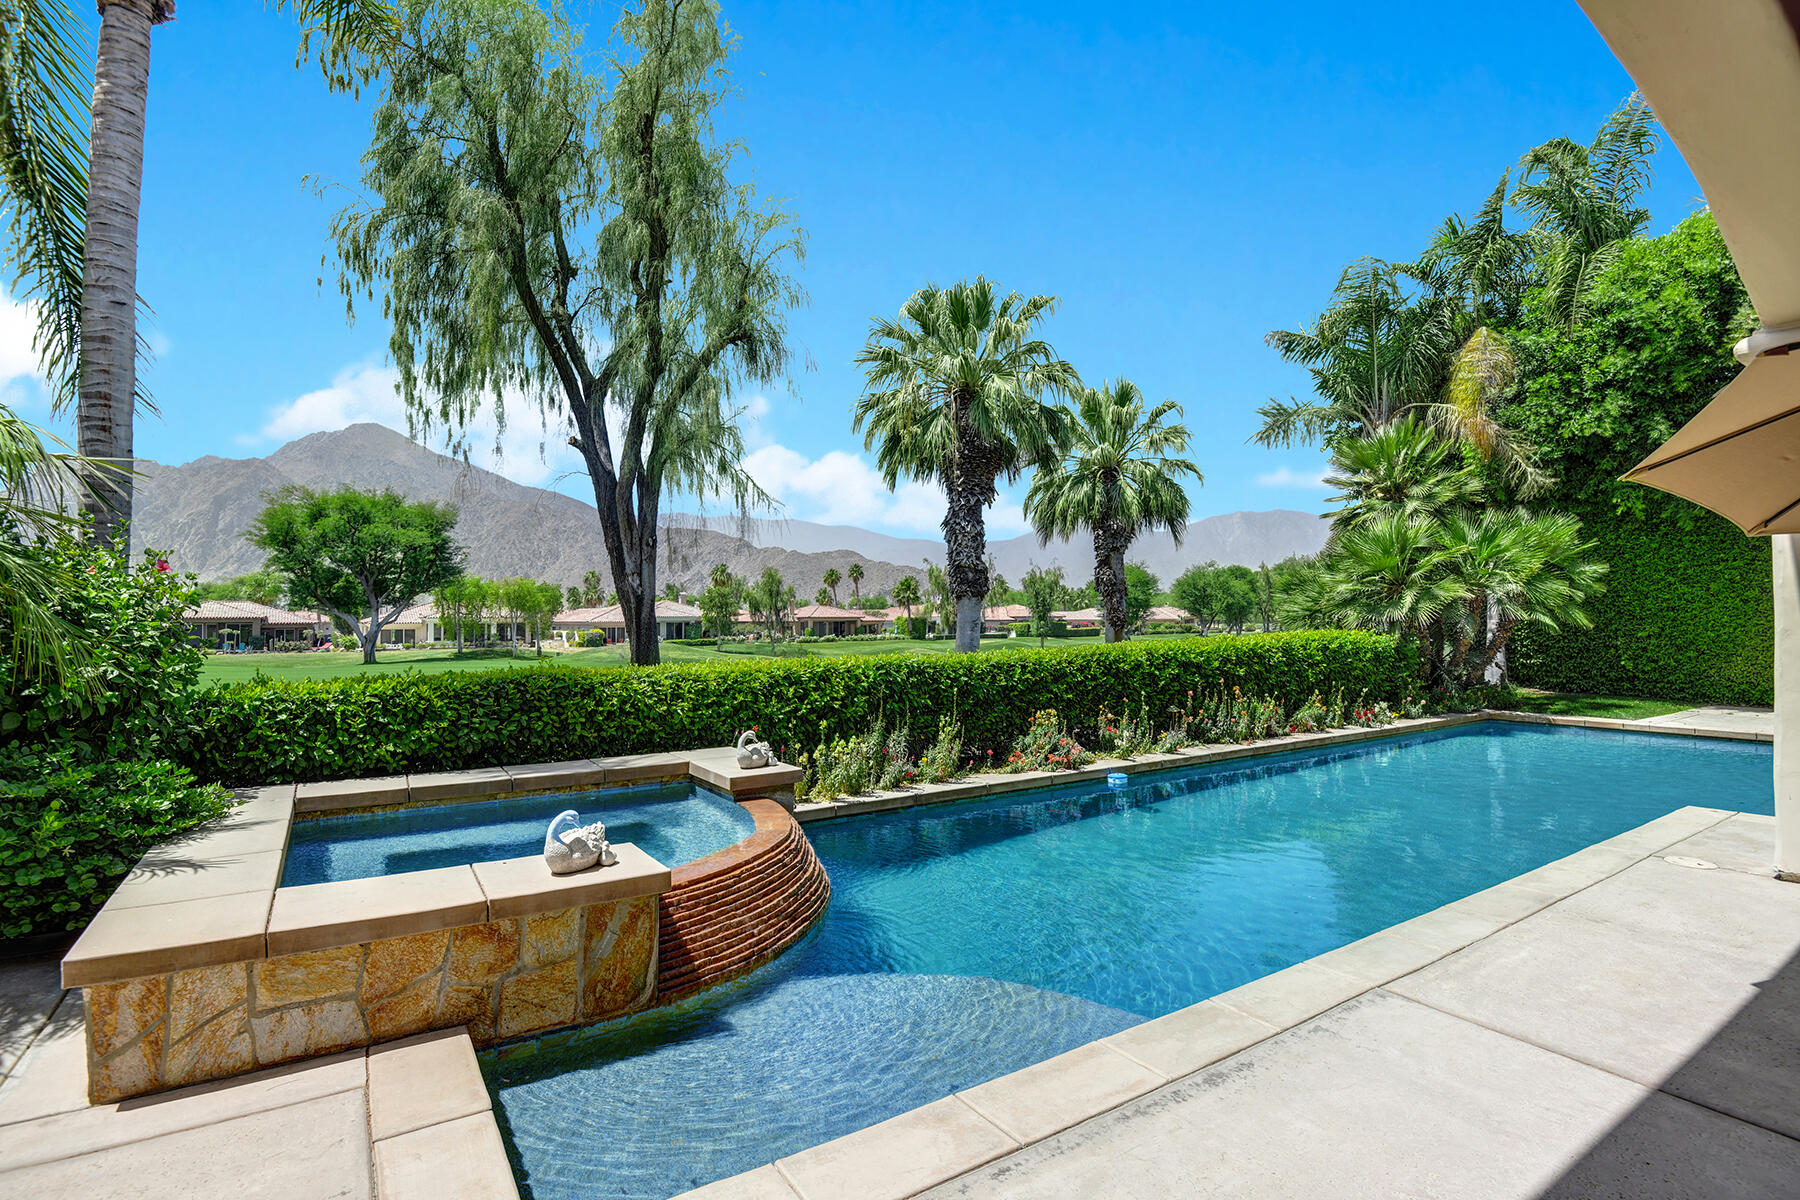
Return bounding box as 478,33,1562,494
904,617,928,639
178,630,1416,784
0,750,232,938
1,542,202,757
579,631,607,647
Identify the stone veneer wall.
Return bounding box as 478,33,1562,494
84,894,657,1104
657,799,830,1002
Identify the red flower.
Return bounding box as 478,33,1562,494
155,558,170,573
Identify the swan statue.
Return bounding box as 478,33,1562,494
736,728,775,769
543,809,618,875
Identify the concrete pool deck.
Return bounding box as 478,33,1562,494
0,707,1790,1198
686,805,1800,1200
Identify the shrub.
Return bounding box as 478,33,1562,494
920,716,962,782
580,631,607,647
0,750,233,938
177,630,1417,784
904,617,928,639
1004,709,1087,771
1,542,202,757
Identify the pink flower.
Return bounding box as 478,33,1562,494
155,559,170,573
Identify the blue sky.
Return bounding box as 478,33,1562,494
0,0,1703,537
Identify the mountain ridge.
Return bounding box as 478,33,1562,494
129,423,1331,596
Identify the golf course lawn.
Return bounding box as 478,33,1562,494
195,633,1123,684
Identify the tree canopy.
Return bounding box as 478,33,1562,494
249,485,464,664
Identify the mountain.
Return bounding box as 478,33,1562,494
130,423,1330,595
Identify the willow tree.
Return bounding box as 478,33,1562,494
330,0,801,665
1025,379,1200,641
855,279,1076,652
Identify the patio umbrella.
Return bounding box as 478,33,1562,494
1621,332,1800,535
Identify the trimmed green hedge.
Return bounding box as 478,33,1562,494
1509,501,1772,704
177,630,1418,784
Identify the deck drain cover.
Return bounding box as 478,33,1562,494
1663,855,1718,870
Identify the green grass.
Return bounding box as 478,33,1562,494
1507,690,1693,720
196,634,1194,685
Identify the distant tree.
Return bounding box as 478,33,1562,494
822,568,841,606
922,560,955,634
192,569,286,607
433,574,491,651
1215,565,1258,633
250,486,464,665
985,569,1011,611
698,570,741,639
855,278,1078,652
663,582,680,602
581,569,605,606
891,575,920,625
1020,564,1064,647
1124,563,1160,630
814,586,831,606
326,0,802,665
1255,563,1276,632
746,567,786,641
565,585,582,610
1024,379,1200,642
1171,563,1219,632
847,561,864,605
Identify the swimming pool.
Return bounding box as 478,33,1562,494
281,779,755,886
482,722,1773,1199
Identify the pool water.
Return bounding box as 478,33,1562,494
483,723,1773,1199
281,780,755,886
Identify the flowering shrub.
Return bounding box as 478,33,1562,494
920,716,962,783
1094,700,1158,757
1005,709,1088,772
795,723,917,801
1,540,201,758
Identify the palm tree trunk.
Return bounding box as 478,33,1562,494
1094,530,1129,643
942,460,994,654
80,0,166,550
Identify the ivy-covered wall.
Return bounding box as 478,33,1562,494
1509,501,1771,704
1498,211,1771,704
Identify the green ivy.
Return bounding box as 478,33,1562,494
0,750,233,938
1509,501,1771,704
177,631,1417,784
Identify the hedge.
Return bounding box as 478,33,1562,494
177,630,1418,785
1509,501,1772,704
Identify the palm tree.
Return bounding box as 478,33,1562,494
847,561,863,606
1512,95,1657,327
583,568,606,605
1025,380,1201,642
1321,417,1482,531
855,278,1078,651
891,575,920,627
821,567,841,606
70,0,399,548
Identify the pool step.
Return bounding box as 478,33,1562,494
655,800,830,1004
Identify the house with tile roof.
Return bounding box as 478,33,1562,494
182,601,331,647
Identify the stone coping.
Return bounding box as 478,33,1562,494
786,709,1770,826
62,748,804,990
676,802,1747,1200
293,748,802,815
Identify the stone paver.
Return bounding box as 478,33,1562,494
367,1028,488,1142
373,1110,520,1200
265,865,487,956
0,954,64,1082
775,1095,1018,1200
1641,705,1775,737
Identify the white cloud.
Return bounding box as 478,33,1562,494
740,440,1033,537
0,296,47,406
257,362,587,489
1255,466,1330,489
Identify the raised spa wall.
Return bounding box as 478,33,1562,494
62,749,821,1104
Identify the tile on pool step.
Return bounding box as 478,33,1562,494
407,767,514,804
504,760,609,793
1309,927,1455,987
63,893,270,987
472,844,673,920
368,1028,487,1142
1210,960,1370,1031
597,750,696,784
1443,880,1565,925
1101,998,1280,1080
106,849,284,910
775,1095,1019,1200
295,775,408,813
957,1041,1165,1143
267,867,487,957
373,1110,520,1200
671,1165,802,1199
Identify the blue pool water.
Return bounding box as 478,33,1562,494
482,723,1773,1199
281,780,755,886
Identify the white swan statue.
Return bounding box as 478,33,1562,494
736,729,775,769
543,809,617,875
